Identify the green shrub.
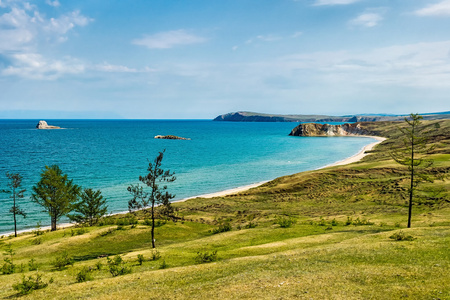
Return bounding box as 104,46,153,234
275,216,295,228
331,219,339,226
76,267,93,283
1,259,15,274
159,259,167,269
71,227,88,236
28,258,38,271
318,217,327,226
107,255,131,277
52,251,74,270
212,222,232,234
33,222,44,237
95,261,103,270
195,250,218,264
244,222,257,229
13,273,49,295
31,237,42,245
389,231,416,241
345,216,353,226
137,254,145,265
151,249,161,261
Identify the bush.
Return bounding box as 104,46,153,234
1,259,15,274
53,251,74,270
331,219,339,226
151,249,161,261
244,222,257,229
31,237,42,245
76,267,93,283
212,222,232,234
95,261,103,270
275,216,295,228
71,227,88,236
33,222,44,237
28,258,38,271
195,250,218,264
107,255,131,277
159,259,167,269
389,231,416,241
137,254,145,265
13,273,49,295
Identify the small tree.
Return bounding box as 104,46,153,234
128,150,176,248
31,165,81,231
1,172,27,237
390,113,434,228
68,188,108,226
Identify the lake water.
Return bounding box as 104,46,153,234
0,120,376,234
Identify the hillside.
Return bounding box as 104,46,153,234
0,119,449,299
214,111,450,122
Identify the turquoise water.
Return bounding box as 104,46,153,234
0,120,376,234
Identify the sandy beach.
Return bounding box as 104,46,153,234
1,136,386,237
177,135,386,200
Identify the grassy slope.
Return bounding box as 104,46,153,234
0,119,449,299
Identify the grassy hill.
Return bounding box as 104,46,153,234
0,119,449,299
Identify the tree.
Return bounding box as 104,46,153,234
128,150,176,248
390,113,434,228
68,188,108,226
31,165,81,231
1,172,27,237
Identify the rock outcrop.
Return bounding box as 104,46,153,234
289,123,372,137
36,120,61,129
154,135,190,140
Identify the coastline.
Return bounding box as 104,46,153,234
1,136,386,237
175,135,386,201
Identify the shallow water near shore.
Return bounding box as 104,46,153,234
0,119,375,234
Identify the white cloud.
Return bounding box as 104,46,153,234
349,12,383,27
94,63,138,73
44,10,92,36
415,0,450,17
279,40,450,88
0,3,92,53
132,30,206,49
2,53,85,80
46,0,60,7
313,0,361,6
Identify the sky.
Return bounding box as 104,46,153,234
0,0,450,119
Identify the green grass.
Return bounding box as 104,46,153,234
0,119,449,299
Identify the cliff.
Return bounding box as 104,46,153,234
289,122,373,137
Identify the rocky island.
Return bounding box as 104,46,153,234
36,120,61,129
154,135,190,140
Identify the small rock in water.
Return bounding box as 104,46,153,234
154,135,190,140
36,120,61,129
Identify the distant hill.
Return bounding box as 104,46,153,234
213,111,450,122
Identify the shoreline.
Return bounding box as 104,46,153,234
1,136,386,237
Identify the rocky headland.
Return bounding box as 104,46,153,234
289,122,373,137
214,111,450,122
36,120,61,129
154,135,190,140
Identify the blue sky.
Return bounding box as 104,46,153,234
0,0,449,119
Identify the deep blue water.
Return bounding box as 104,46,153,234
0,120,376,234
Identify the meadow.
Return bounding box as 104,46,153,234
0,119,449,299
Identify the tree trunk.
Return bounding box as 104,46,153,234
51,216,57,231
151,200,155,248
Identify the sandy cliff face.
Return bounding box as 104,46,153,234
289,123,371,137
